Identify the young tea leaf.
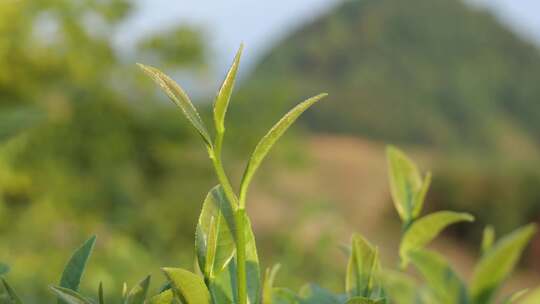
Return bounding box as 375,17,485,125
1,278,22,304
408,250,468,304
147,289,174,304
263,264,281,304
50,286,93,304
58,235,96,304
214,44,243,135
137,64,213,148
162,268,211,304
470,224,537,304
195,185,236,280
400,211,474,267
124,275,151,304
346,234,379,298
386,146,430,224
98,282,104,304
239,93,327,208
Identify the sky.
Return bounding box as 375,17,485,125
118,0,540,89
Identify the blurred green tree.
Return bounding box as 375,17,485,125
0,0,211,301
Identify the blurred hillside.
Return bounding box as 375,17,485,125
240,0,540,152
238,0,540,256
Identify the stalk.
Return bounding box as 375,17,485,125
210,133,248,304
234,209,247,304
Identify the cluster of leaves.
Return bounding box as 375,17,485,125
1,47,539,304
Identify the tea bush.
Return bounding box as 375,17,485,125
0,46,538,304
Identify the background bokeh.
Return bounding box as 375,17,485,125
0,0,539,301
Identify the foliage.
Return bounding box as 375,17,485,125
0,1,215,300
1,47,537,304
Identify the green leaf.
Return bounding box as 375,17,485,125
124,275,151,304
50,286,93,304
208,258,238,304
195,185,236,280
0,263,9,276
263,264,281,304
162,268,211,304
378,270,417,304
239,93,327,207
346,234,380,298
408,250,468,304
214,44,243,135
98,282,104,304
137,64,212,148
146,289,174,304
345,297,385,304
481,226,495,256
470,224,537,304
58,235,96,304
400,211,474,267
298,284,340,304
521,288,540,304
1,278,22,304
386,146,431,223
207,211,261,304
122,282,128,301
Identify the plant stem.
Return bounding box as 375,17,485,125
209,137,247,304
235,209,247,304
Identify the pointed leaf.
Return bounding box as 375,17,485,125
98,282,104,304
147,289,174,304
470,224,537,304
162,268,211,304
409,250,468,304
195,185,236,280
138,64,212,148
50,286,93,304
58,235,96,304
124,275,151,304
412,172,431,219
214,45,243,135
2,278,22,304
400,211,474,267
239,93,327,207
386,146,430,223
346,234,380,298
263,264,281,304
